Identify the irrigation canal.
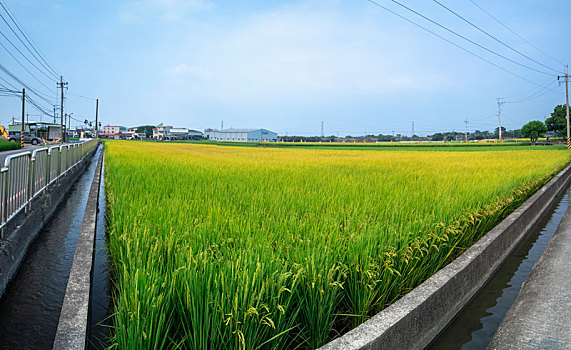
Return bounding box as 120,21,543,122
0,146,110,349
0,144,568,349
429,186,571,350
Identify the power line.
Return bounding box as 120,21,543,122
364,0,546,87
0,26,58,82
380,0,555,76
0,0,59,78
68,92,97,101
26,94,53,116
0,38,55,93
468,0,565,67
0,62,54,105
507,81,561,104
432,0,562,74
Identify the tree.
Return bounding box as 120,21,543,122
521,121,547,145
545,104,568,136
493,126,506,139
431,133,444,141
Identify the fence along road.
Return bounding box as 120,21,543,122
0,140,99,232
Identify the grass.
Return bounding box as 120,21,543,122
104,141,571,349
0,140,22,152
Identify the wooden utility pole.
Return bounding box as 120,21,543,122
21,88,25,149
68,113,72,138
57,76,67,143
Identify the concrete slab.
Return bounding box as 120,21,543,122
52,149,103,350
488,202,571,350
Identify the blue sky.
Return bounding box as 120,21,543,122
0,0,569,136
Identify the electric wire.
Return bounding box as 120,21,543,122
433,0,562,74
381,0,555,76
0,0,59,77
0,62,55,105
0,28,58,83
365,0,546,87
0,38,55,93
68,92,97,101
26,94,53,116
468,0,565,67
507,83,561,104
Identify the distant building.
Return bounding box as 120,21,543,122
102,125,127,135
153,124,203,140
204,128,277,142
153,123,171,140
8,121,62,141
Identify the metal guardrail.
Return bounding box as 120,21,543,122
0,140,98,227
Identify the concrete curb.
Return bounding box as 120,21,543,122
52,149,103,350
320,164,571,350
0,146,98,300
488,192,571,349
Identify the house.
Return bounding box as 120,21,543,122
102,125,127,135
153,124,204,140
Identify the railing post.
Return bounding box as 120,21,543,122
58,147,61,178
1,170,6,226
29,157,35,203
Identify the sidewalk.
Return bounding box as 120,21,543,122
488,202,571,349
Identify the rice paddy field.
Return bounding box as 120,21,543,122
104,141,571,349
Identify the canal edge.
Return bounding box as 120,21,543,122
0,144,99,301
489,192,571,349
319,163,571,350
53,147,103,350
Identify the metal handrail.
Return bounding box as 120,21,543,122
0,140,99,227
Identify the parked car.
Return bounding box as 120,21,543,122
8,131,42,145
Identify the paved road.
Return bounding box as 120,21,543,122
488,203,571,349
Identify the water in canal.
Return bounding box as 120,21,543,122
0,146,101,349
428,186,571,350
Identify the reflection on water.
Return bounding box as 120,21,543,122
429,187,571,350
0,147,100,350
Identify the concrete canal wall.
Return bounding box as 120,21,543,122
0,145,98,300
53,150,103,350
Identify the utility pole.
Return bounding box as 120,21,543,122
412,121,415,137
464,118,470,142
68,113,72,139
53,105,56,124
57,76,67,143
321,121,324,137
497,98,504,142
95,99,99,138
21,88,25,149
221,121,224,130
558,65,570,149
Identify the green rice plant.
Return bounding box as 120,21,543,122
104,141,570,349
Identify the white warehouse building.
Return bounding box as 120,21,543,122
205,128,277,142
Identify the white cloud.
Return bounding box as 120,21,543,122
157,1,455,104
120,0,213,23
164,64,212,85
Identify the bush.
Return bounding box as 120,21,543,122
0,140,22,152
